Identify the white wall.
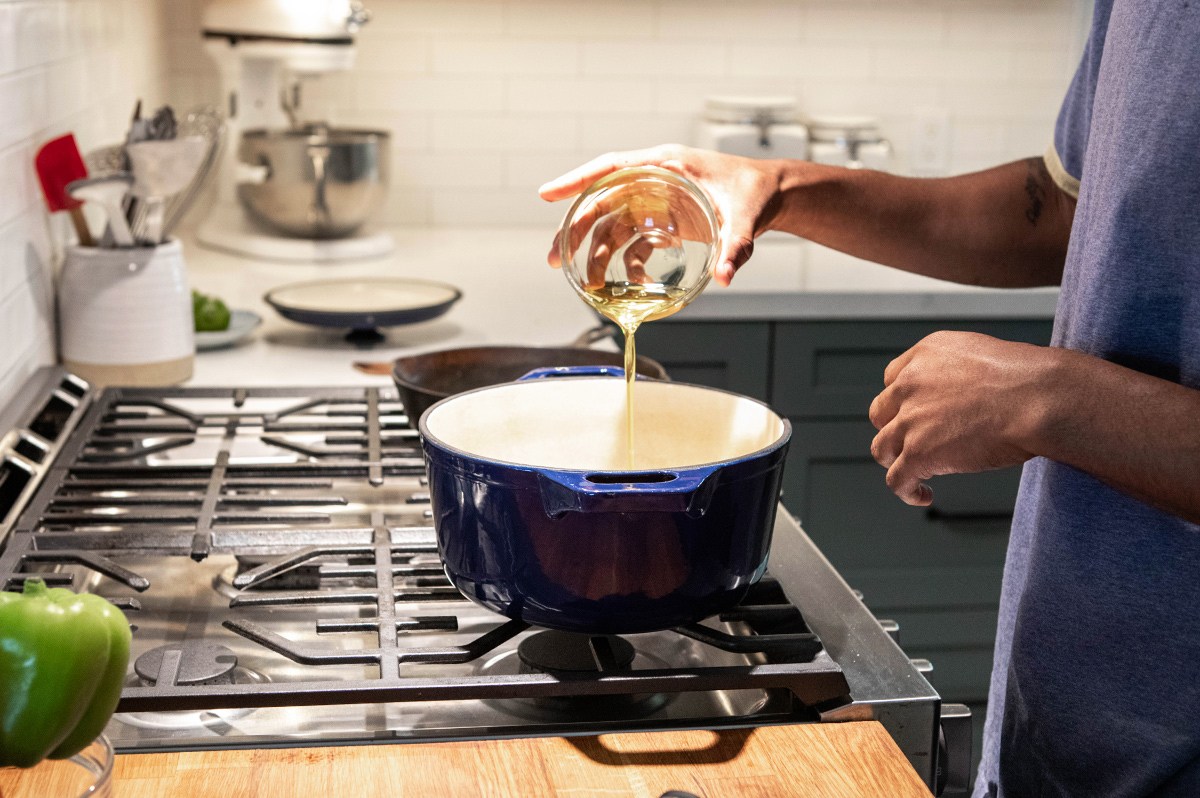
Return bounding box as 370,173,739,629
167,0,1091,229
0,0,167,410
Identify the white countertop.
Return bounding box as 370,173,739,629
182,227,1058,388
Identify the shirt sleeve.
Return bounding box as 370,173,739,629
1046,2,1114,199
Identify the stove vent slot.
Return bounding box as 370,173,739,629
59,375,88,398
28,393,76,443
0,457,34,525
14,434,48,464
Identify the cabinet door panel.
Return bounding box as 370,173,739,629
784,420,1015,580
773,320,1053,417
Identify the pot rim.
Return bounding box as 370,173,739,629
418,375,792,476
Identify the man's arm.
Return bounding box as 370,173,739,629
869,332,1200,524
540,146,1077,288
770,156,1077,288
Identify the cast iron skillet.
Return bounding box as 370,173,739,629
391,345,669,421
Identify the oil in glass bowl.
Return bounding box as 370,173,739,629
558,166,719,466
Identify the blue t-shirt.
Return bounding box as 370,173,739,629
977,2,1200,796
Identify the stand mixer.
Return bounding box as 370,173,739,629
196,0,394,262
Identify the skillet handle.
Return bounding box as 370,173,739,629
537,466,720,517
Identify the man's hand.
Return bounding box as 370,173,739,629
868,331,1052,505
539,144,783,286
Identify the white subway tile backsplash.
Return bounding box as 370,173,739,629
353,34,430,75
507,77,656,114
729,43,874,80
0,6,16,75
506,1,657,39
430,187,564,227
504,152,595,190
432,114,577,152
654,77,802,115
357,75,505,112
582,41,726,79
576,114,696,152
435,39,579,76
0,144,35,228
157,0,1087,231
392,152,505,188
946,4,1074,46
0,0,167,405
805,4,946,44
872,47,1013,82
658,1,804,42
370,1,504,35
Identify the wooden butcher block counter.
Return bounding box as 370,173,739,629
108,722,931,797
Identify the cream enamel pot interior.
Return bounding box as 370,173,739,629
419,373,791,634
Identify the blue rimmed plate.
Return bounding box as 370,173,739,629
264,278,462,343
195,309,262,351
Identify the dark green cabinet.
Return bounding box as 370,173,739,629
628,322,771,402
636,313,1054,704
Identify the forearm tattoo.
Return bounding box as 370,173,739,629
1023,157,1051,226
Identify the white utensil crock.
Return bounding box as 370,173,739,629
59,240,194,386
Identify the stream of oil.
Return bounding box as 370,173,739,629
580,281,688,468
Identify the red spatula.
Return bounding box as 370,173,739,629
34,134,95,247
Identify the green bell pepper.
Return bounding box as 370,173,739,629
0,578,131,768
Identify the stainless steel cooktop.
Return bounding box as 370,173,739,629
0,368,958,792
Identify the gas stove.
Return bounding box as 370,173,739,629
0,368,967,793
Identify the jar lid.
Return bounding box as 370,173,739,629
806,115,882,141
704,96,800,125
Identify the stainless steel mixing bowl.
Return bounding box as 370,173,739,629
236,126,389,239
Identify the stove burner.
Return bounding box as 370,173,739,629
480,633,673,722
135,643,238,686
517,631,635,674
115,664,269,731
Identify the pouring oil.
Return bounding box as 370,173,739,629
580,281,689,468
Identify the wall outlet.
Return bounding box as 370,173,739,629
911,107,951,176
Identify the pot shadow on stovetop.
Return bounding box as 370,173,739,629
564,727,751,766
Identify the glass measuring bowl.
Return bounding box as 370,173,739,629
558,166,719,331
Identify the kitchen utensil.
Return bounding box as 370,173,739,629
162,107,226,239
420,369,790,634
67,174,135,248
558,166,718,329
264,277,461,343
34,134,94,247
391,345,669,422
126,136,208,244
58,239,194,387
236,125,389,239
83,144,128,176
195,309,262,351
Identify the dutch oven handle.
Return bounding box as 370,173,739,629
518,365,632,381
537,466,721,518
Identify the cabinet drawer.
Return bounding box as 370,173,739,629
632,321,771,402
783,420,1016,576
772,319,1053,418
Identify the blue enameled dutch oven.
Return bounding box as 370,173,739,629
418,368,791,634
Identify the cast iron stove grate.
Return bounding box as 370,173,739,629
0,381,850,721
